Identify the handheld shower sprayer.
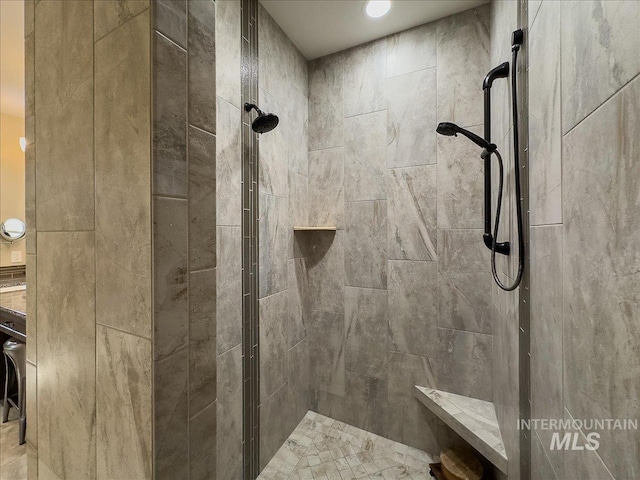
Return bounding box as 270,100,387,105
436,122,496,152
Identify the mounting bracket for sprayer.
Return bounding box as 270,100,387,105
482,62,511,256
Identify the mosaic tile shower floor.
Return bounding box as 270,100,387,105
258,411,433,480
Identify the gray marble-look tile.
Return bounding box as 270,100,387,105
344,371,388,438
259,91,289,198
309,310,346,398
24,0,34,38
306,230,344,316
260,290,288,399
436,125,484,229
438,270,491,335
387,352,438,454
436,4,490,36
153,31,187,197
387,68,437,168
344,39,387,117
562,74,640,479
289,172,308,229
287,337,310,434
309,54,344,151
529,0,562,226
216,226,242,354
259,194,289,297
36,232,96,479
308,147,344,229
189,126,216,271
97,326,152,480
95,0,149,41
24,35,35,256
154,350,188,480
345,200,387,289
562,409,614,480
215,0,241,107
95,10,152,339
26,255,37,364
437,229,489,274
217,345,243,480
344,111,387,202
288,88,309,176
561,0,640,133
288,258,308,348
260,383,289,471
345,287,388,380
388,260,438,358
436,10,489,128
438,328,492,402
387,23,436,78
217,98,242,226
35,0,94,232
530,225,563,474
154,197,188,360
26,360,37,447
189,401,216,480
188,0,216,133
155,0,187,48
532,432,560,480
387,166,437,261
189,269,217,415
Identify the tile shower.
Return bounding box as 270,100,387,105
21,0,640,479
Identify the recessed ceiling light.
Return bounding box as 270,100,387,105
365,0,391,18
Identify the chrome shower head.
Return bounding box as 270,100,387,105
436,122,495,151
245,103,279,134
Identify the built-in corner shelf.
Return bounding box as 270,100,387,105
293,226,337,231
414,386,508,474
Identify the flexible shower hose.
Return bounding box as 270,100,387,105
489,40,525,291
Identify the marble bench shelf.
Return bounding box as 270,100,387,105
414,386,508,474
293,226,337,231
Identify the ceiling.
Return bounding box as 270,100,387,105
260,0,489,60
0,0,25,118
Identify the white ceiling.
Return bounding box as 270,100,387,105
260,0,489,60
0,0,25,118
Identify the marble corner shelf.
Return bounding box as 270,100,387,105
414,386,508,474
293,226,337,231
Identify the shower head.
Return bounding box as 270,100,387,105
244,103,279,134
436,122,495,151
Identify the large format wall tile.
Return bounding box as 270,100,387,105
386,166,437,261
97,326,152,480
216,226,242,354
387,351,438,453
286,337,310,433
307,231,344,316
344,111,387,201
216,0,241,108
154,0,187,48
259,383,289,471
258,91,289,198
288,88,309,176
561,0,640,133
437,270,491,334
217,98,242,226
259,290,288,399
188,126,216,271
95,10,152,339
35,0,94,232
344,39,387,117
388,260,438,358
259,194,289,297
529,0,561,226
308,147,344,229
345,287,388,379
153,32,187,197
188,0,216,133
530,225,563,474
309,310,346,398
436,125,484,229
345,200,387,289
217,345,243,480
287,258,308,348
95,0,149,41
563,75,640,479
387,69,437,168
153,197,188,361
387,23,436,78
562,410,614,480
189,269,217,415
189,402,217,480
437,328,492,401
37,232,96,479
437,229,489,274
344,371,389,437
309,54,344,150
436,7,490,128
